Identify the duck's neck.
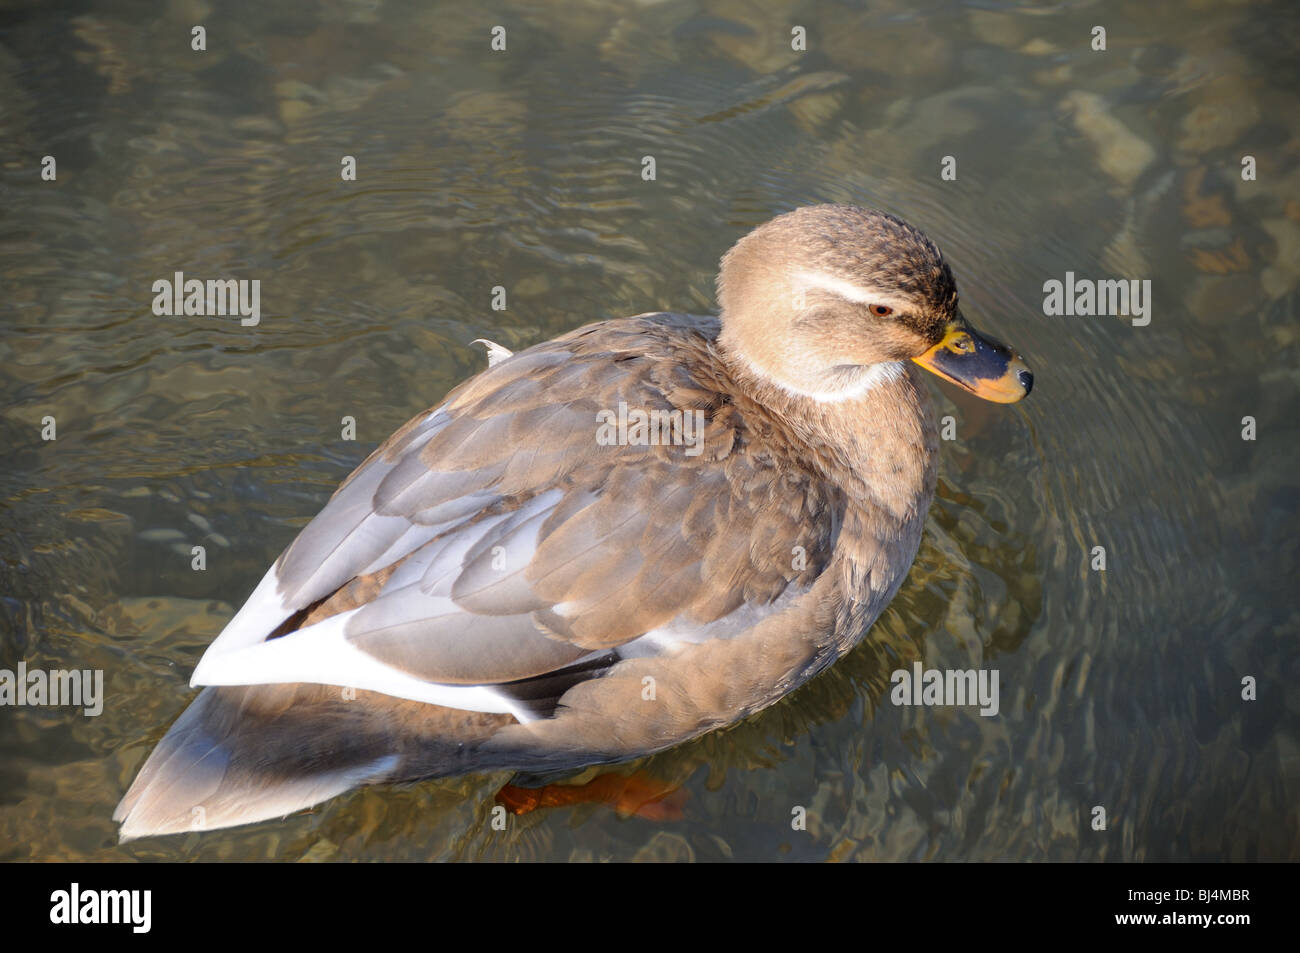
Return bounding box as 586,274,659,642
716,345,939,523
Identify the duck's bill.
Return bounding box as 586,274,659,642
911,319,1033,403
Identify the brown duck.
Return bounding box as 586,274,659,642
115,204,1032,839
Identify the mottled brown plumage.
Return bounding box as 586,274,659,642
115,205,1030,839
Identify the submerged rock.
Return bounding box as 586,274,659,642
1062,90,1157,187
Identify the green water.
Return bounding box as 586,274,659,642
1,0,1296,861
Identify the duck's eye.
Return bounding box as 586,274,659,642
869,304,893,317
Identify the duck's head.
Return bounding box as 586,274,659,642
716,205,1032,403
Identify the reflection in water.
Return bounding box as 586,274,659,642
0,0,1296,860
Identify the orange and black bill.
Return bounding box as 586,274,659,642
912,317,1033,403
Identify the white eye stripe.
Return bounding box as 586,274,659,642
793,270,908,311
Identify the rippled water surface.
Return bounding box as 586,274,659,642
2,0,1297,861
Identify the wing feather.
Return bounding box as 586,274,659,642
191,315,840,716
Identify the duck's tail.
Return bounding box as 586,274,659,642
114,684,511,840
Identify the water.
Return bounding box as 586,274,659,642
1,0,1296,861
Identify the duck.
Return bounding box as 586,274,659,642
114,204,1032,839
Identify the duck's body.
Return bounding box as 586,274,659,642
116,206,1030,839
